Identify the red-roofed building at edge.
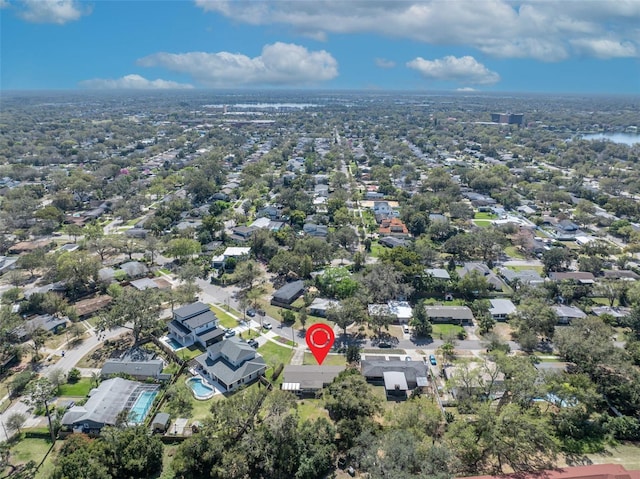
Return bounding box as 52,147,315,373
460,464,640,479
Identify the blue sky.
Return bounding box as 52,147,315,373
1,0,639,93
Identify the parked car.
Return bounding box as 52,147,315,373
263,322,272,330
378,341,392,348
247,339,259,348
224,329,236,338
246,308,256,317
403,325,410,334
429,354,437,366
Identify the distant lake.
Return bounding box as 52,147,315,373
581,132,640,145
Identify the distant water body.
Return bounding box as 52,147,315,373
581,132,640,145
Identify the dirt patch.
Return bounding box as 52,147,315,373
76,335,134,368
491,322,514,341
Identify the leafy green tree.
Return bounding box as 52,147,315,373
98,288,162,344
17,248,46,278
6,412,26,436
56,251,100,298
541,247,572,274
327,297,366,335
410,300,432,338
25,378,57,442
165,238,201,263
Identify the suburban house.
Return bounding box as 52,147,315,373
303,223,328,238
125,228,148,239
592,306,631,321
12,314,69,342
548,271,596,284
379,236,408,249
499,267,544,286
229,225,258,242
488,299,517,321
211,246,251,269
425,268,452,281
553,305,587,324
308,297,339,317
101,358,170,381
61,378,160,434
73,295,112,320
361,360,428,400
425,306,474,324
271,280,305,307
195,337,267,392
168,302,225,348
119,261,149,279
281,365,346,397
460,262,505,291
602,270,640,281
378,218,410,238
250,217,284,231
368,301,413,324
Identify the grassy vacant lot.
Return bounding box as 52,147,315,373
474,212,497,219
9,436,52,468
209,304,237,329
303,352,346,366
504,245,525,259
472,219,493,228
58,378,92,397
432,324,464,337
258,341,294,369
369,242,385,258
296,398,330,422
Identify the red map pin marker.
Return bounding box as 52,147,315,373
306,323,335,365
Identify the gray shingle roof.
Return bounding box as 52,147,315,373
282,365,345,390
361,360,427,385
272,280,305,302
101,359,163,378
183,310,218,330
174,302,210,321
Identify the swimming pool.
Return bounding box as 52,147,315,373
129,390,158,424
164,337,184,351
186,377,215,400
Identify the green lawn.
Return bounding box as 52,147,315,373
474,212,497,219
209,304,238,329
504,245,525,259
258,341,294,369
58,378,93,397
9,436,52,467
472,219,493,228
432,324,464,337
370,242,385,258
505,264,544,273
296,398,330,422
175,344,206,361
303,352,347,366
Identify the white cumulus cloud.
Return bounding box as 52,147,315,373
19,0,88,24
195,1,640,61
571,38,637,58
407,55,500,85
79,74,194,90
137,42,338,87
375,58,396,69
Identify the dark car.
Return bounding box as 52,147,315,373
247,339,259,349
378,341,392,348
246,309,256,317
429,354,437,366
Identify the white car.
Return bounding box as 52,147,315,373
403,325,410,334
263,322,272,330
